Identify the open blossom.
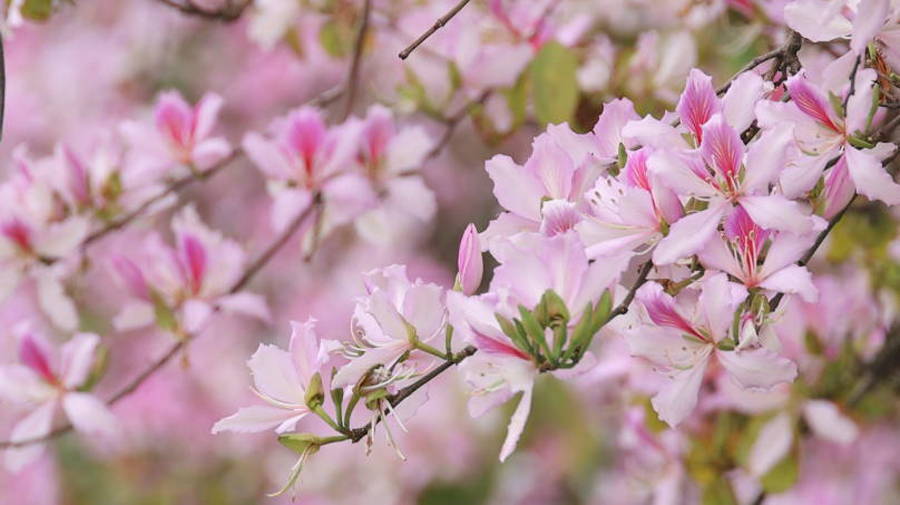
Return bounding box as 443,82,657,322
109,205,269,332
577,146,683,259
212,319,330,434
627,274,798,427
331,265,446,389
120,91,232,177
243,106,373,232
451,231,627,461
0,153,89,330
784,0,899,57
484,125,602,243
699,206,824,302
649,113,813,264
757,69,900,207
0,330,116,471
353,105,436,245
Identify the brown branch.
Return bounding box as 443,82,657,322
716,30,802,96
398,0,471,60
425,90,492,160
154,0,252,22
0,193,323,450
340,0,373,121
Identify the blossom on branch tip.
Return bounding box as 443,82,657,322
0,329,116,471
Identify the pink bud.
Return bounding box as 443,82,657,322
457,224,483,295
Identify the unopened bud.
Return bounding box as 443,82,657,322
456,224,483,295
305,372,325,408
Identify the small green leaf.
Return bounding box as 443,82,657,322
591,290,613,332
305,372,325,409
278,433,322,454
318,20,349,58
151,292,178,333
21,0,54,21
518,305,551,361
531,41,579,125
702,477,739,505
760,449,799,493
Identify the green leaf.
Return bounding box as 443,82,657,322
318,20,348,58
531,41,579,125
151,292,178,333
496,313,533,355
278,433,322,454
21,0,54,21
518,305,550,360
305,372,325,408
591,290,613,333
702,477,739,505
760,449,799,493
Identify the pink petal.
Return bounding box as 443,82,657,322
5,401,56,471
739,194,813,235
748,412,793,477
743,124,794,194
803,400,858,444
211,405,305,434
193,92,224,141
759,264,818,302
652,203,726,265
498,386,533,462
851,0,889,54
592,98,640,159
785,74,842,132
718,348,797,390
486,154,545,221
60,333,100,390
844,146,900,206
677,69,721,142
61,392,117,436
700,114,743,181
651,354,710,427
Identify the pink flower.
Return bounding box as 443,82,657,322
331,265,446,389
757,70,900,206
120,91,231,175
354,105,436,245
109,205,269,332
211,319,330,434
649,114,813,264
698,206,824,302
483,126,601,242
627,274,798,426
577,147,683,259
243,106,373,232
456,223,483,295
0,329,116,471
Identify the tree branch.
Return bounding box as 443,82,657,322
398,0,471,60
340,0,373,121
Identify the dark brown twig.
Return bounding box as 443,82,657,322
340,0,373,121
398,0,471,60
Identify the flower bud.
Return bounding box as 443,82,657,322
456,223,483,295
305,372,325,408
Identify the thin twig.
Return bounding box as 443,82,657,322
398,0,471,60
426,90,492,159
716,30,802,96
341,0,373,121
0,193,323,450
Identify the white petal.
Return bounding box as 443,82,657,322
748,412,793,477
718,348,797,390
62,392,117,436
651,352,710,427
5,401,56,471
803,400,858,444
498,386,533,462
211,405,305,434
